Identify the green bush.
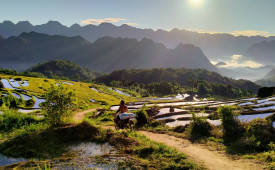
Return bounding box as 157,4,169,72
0,109,39,131
186,113,212,139
218,106,244,143
25,98,35,107
1,93,21,109
135,109,148,126
246,119,275,150
41,85,76,126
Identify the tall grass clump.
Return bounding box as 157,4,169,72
218,106,244,144
135,109,149,126
245,118,275,151
186,113,212,139
0,109,40,131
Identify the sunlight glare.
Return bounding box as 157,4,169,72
188,0,203,7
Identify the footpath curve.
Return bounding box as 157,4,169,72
73,109,265,170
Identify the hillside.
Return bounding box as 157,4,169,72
27,60,103,82
245,40,275,65
1,20,275,60
264,68,275,79
0,32,218,73
0,74,135,108
95,68,260,93
0,35,4,42
255,68,275,87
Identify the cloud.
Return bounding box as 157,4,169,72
81,18,127,25
124,22,138,26
220,55,263,68
231,30,270,37
186,29,272,37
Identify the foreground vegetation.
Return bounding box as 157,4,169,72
0,111,198,169
85,105,275,169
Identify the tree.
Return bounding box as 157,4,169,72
42,85,77,126
197,83,208,98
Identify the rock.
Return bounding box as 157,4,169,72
258,87,275,98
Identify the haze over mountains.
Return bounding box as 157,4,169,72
1,20,275,82
245,40,275,65
0,32,217,73
1,20,275,61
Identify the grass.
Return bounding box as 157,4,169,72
0,118,199,169
0,109,42,132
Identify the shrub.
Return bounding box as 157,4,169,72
25,98,35,107
246,119,275,150
135,109,149,126
14,78,22,81
186,113,212,139
41,85,76,126
218,106,244,143
0,109,39,131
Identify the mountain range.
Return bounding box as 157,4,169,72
0,32,217,73
1,20,275,61
245,40,275,65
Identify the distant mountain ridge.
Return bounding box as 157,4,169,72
1,20,275,60
245,40,275,65
0,32,218,73
264,68,275,79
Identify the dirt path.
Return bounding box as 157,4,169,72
76,109,265,170
73,108,100,122
139,131,264,170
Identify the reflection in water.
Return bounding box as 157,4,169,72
108,88,130,96
238,113,273,122
32,96,46,109
69,142,115,157
1,79,15,89
0,154,27,167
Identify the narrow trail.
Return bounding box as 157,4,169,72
74,109,265,170
140,131,265,170
73,107,100,122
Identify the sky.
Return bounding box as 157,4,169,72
1,0,275,36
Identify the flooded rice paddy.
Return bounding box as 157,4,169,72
0,142,126,169
111,95,275,128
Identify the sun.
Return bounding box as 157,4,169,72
188,0,203,7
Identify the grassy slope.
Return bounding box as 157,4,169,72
0,74,136,109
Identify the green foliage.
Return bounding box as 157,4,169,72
0,122,99,159
135,109,148,126
245,119,275,150
0,109,40,131
27,60,104,82
186,113,212,139
95,68,259,98
218,106,244,143
197,83,209,98
42,85,77,126
0,92,22,109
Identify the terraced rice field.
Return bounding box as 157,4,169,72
0,74,137,111
111,96,275,127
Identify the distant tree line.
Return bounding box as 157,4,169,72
95,68,257,98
